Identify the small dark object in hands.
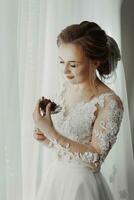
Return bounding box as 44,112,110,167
39,96,62,116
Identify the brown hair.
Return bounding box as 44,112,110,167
57,21,121,89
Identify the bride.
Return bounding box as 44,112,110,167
32,21,124,200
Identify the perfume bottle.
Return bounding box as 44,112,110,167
39,96,62,116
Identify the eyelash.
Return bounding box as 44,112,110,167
59,61,76,68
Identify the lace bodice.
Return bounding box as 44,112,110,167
45,82,124,172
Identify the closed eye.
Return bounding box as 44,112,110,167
59,61,76,68
70,64,76,68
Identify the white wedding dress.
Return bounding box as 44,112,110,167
34,82,124,200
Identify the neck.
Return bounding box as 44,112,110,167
68,77,102,95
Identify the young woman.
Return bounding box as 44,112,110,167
33,21,124,200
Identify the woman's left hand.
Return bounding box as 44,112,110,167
32,99,55,136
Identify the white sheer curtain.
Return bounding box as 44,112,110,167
1,0,134,200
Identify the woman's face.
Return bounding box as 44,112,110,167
58,43,92,85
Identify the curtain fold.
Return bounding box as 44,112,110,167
1,0,134,200
0,0,22,200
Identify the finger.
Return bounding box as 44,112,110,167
36,134,45,138
36,99,41,114
37,133,47,139
35,132,44,136
36,136,45,141
33,100,39,119
45,103,51,117
34,99,42,119
34,99,40,110
34,130,44,135
34,133,46,140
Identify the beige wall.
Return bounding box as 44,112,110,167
121,0,134,152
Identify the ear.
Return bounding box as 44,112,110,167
93,60,101,69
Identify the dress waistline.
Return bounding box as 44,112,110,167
53,156,101,173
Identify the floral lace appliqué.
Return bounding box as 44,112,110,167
47,83,124,172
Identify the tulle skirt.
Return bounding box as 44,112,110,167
34,158,114,200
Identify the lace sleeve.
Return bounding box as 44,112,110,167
90,95,124,165
44,94,124,172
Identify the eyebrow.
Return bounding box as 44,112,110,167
58,56,81,63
